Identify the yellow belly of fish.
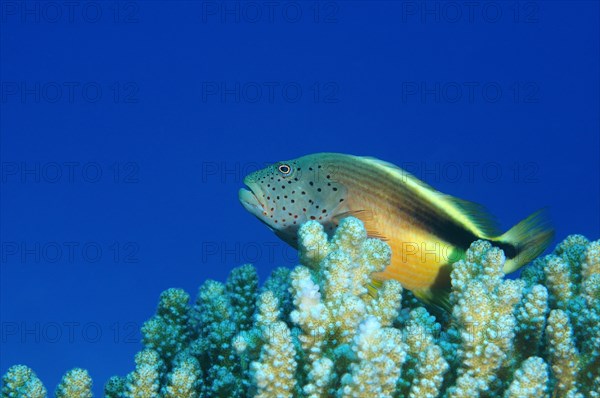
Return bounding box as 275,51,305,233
365,214,455,291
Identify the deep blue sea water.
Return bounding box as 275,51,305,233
1,1,598,396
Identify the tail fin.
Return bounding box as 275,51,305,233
494,209,554,274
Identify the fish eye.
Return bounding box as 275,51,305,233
278,164,292,176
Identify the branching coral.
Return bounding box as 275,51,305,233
398,307,448,398
522,235,600,397
444,241,524,397
55,368,93,398
338,316,406,398
2,220,599,398
503,356,549,398
1,365,47,398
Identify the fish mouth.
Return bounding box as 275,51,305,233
239,181,266,215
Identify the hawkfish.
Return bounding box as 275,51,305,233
239,153,553,310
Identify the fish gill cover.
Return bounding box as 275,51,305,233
2,217,599,397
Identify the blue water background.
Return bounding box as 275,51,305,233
1,1,598,395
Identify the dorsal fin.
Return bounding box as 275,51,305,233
357,155,500,239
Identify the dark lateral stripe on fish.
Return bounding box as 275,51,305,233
492,240,518,259
335,158,488,248
345,161,521,259
334,159,442,222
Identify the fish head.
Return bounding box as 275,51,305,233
239,154,348,245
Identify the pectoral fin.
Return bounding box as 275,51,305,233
332,210,389,241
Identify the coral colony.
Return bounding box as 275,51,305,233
2,217,599,397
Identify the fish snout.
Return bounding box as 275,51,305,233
239,181,266,216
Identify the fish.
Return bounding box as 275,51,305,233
239,153,554,310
